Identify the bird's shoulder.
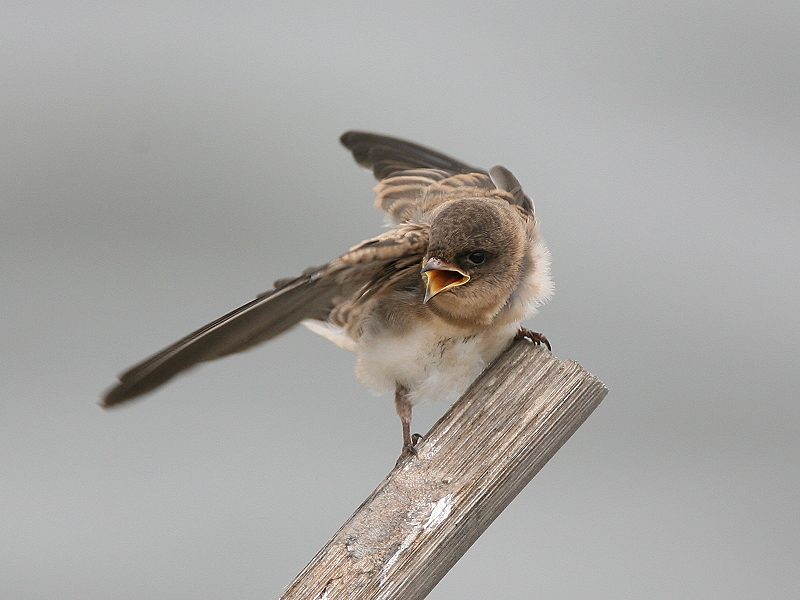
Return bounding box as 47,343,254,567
321,223,429,332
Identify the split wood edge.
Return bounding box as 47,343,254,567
281,339,608,600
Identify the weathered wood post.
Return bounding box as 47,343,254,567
281,340,607,600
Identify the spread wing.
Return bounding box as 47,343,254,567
101,223,428,407
102,131,531,407
340,131,534,220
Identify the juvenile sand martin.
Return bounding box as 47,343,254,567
102,131,554,457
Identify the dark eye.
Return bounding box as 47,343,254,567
466,251,486,265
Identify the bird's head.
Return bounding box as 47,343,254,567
422,197,530,326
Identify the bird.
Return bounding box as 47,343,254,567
101,131,554,458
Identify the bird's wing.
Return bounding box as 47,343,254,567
339,131,486,180
101,270,336,406
101,223,429,407
340,131,534,220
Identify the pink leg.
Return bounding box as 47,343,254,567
394,385,418,459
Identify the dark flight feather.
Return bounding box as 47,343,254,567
340,131,487,180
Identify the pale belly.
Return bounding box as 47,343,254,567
352,322,519,406
302,317,520,405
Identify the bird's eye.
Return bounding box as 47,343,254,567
466,251,486,265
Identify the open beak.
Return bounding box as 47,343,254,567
422,258,470,303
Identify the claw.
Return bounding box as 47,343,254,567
515,328,551,351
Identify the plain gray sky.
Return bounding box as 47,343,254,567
2,2,799,599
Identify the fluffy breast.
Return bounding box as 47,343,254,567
353,319,519,406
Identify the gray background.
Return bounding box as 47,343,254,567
2,2,798,598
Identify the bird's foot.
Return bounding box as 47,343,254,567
515,328,551,351
395,433,423,466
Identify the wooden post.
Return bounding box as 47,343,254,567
280,340,608,600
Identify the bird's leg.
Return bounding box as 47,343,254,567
394,385,419,459
515,327,552,351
